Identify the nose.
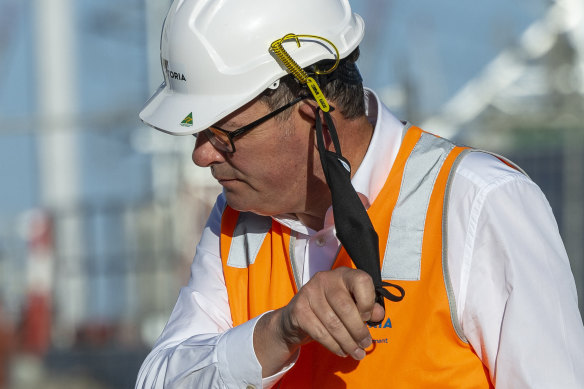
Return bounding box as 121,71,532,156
192,131,226,167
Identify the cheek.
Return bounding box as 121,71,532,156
232,124,314,209
256,141,310,197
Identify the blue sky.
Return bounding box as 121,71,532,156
351,0,547,118
0,0,152,215
0,0,550,215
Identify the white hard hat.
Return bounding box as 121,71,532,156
139,0,365,135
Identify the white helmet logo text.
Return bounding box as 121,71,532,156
168,70,187,81
162,58,187,82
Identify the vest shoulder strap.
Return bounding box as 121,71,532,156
381,130,456,280
225,210,272,268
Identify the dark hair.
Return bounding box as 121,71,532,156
259,48,365,120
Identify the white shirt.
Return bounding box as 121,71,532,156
135,89,584,389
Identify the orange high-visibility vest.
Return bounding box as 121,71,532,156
220,127,494,388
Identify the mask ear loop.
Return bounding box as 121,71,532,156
313,107,345,175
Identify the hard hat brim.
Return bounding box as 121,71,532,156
139,81,251,136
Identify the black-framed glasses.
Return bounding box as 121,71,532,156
194,95,309,153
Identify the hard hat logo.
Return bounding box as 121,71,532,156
180,113,193,127
168,71,187,82
162,59,187,82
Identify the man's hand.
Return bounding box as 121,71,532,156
253,267,385,377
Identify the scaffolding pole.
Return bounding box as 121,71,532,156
34,0,85,344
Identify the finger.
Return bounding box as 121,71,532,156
370,302,385,324
324,288,372,358
343,269,377,322
310,292,366,359
287,295,348,357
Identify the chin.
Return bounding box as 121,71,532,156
224,188,295,216
225,194,260,213
225,197,279,217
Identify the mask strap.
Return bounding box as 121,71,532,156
314,108,405,326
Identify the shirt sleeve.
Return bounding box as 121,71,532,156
448,153,584,388
135,194,288,388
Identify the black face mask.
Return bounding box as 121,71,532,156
314,108,405,326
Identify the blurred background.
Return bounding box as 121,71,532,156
0,0,582,387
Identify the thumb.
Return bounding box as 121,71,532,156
368,302,385,324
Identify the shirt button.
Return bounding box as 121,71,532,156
316,238,326,247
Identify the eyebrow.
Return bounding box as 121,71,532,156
212,118,250,132
220,121,246,128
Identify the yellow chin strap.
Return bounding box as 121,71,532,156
270,33,339,112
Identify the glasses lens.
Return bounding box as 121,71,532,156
206,127,233,152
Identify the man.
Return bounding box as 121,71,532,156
136,0,584,387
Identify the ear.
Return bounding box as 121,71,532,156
298,100,319,123
298,100,333,149
298,100,330,130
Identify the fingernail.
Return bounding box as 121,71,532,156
352,348,366,360
337,351,347,358
359,337,372,349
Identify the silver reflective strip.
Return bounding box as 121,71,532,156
381,132,455,280
226,212,272,268
442,148,471,343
